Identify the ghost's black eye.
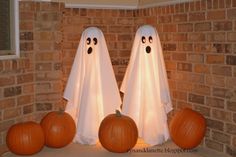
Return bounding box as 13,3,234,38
149,36,153,43
93,38,98,45
86,38,91,45
142,36,146,44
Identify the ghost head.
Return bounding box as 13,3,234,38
121,25,172,145
64,27,121,145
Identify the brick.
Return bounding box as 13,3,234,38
36,103,52,111
205,139,224,152
176,82,193,91
39,2,59,11
193,105,210,117
22,84,34,94
0,76,15,87
17,73,34,84
194,43,212,53
190,73,205,83
36,12,60,22
20,32,34,40
0,120,15,132
227,58,236,70
4,86,22,97
207,33,225,42
176,101,192,110
228,32,236,41
118,34,132,41
226,123,236,135
212,109,232,122
178,23,193,32
20,42,33,51
213,21,232,31
188,54,204,63
206,75,225,87
226,77,236,88
36,63,52,71
3,107,21,120
23,105,34,114
20,11,34,20
163,24,177,32
165,61,176,70
213,44,232,53
157,12,166,19
189,93,204,104
20,21,33,30
227,101,236,112
0,98,15,110
206,118,224,131
117,18,133,25
172,53,186,61
194,64,210,73
192,84,211,95
212,65,232,76
195,22,211,31
212,87,234,99
189,12,205,21
177,62,192,72
227,9,236,19
189,33,205,41
207,10,225,20
19,1,35,11
163,44,176,51
17,95,34,106
226,146,236,157
206,97,224,109
206,54,224,64
173,14,187,22
35,32,54,41
172,90,187,101
172,33,187,41
234,113,236,123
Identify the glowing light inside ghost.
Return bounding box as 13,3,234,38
64,27,121,145
121,25,172,146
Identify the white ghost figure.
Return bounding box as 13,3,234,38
120,25,172,145
63,27,121,145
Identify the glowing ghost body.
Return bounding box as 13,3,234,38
120,25,172,145
64,27,121,145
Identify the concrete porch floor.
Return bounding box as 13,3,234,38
2,139,230,157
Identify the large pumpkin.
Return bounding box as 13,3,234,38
6,121,45,155
169,108,206,149
99,110,138,153
40,111,76,148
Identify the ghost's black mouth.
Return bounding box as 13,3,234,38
87,47,92,54
146,46,151,53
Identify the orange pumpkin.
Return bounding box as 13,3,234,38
6,121,44,155
169,108,206,149
99,110,138,153
40,111,76,148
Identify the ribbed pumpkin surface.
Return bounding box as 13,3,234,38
40,111,76,148
99,111,138,153
169,108,206,149
6,121,45,155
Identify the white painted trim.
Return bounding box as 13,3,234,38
64,0,194,9
138,0,195,9
65,3,138,10
14,0,20,58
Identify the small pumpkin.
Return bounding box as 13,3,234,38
169,108,206,149
40,110,76,148
99,110,138,153
6,121,45,155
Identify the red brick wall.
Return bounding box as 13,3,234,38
0,0,236,156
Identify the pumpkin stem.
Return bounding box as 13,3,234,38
58,108,64,114
115,110,122,117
